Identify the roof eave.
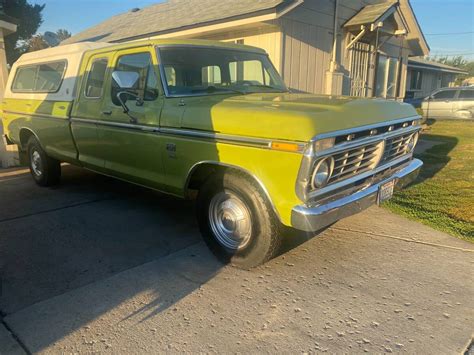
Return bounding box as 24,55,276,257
408,63,467,75
64,0,303,45
122,0,303,42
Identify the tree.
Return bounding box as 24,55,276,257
55,29,71,42
25,34,48,52
429,55,474,85
18,29,72,53
1,0,45,65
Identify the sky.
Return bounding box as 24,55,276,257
32,0,474,59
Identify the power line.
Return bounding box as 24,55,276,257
425,31,474,36
430,52,474,56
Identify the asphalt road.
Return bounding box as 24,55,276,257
0,165,473,354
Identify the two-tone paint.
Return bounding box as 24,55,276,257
2,39,421,227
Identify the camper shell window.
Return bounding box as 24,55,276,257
12,60,67,93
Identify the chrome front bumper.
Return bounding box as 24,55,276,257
291,159,423,232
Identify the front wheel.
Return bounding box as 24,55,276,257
27,136,61,186
197,170,283,269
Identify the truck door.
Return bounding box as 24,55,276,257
95,48,166,189
72,53,114,171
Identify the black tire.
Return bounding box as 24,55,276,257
197,170,283,269
27,136,61,186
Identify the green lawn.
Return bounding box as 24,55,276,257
385,119,474,241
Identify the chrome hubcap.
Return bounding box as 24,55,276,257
31,150,43,176
209,192,252,250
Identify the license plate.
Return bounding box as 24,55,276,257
377,180,396,205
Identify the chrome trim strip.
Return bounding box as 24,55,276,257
3,110,68,121
184,161,282,223
311,115,422,143
160,127,272,148
70,117,305,151
291,159,423,232
71,117,157,132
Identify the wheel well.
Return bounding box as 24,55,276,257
186,163,228,193
186,163,263,194
186,162,282,223
19,129,35,151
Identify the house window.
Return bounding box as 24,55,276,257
410,70,423,90
375,54,400,99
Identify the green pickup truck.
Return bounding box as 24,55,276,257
2,39,422,268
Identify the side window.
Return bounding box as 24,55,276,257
35,62,67,92
164,66,176,86
432,90,456,100
459,90,474,100
229,60,267,85
111,52,158,105
12,61,66,93
85,58,108,98
202,66,222,85
12,66,37,91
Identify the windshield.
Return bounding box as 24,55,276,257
157,46,288,96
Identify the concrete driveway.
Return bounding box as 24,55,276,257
0,165,473,354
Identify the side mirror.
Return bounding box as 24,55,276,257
112,71,139,89
112,71,141,124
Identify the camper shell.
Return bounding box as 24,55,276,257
4,42,111,102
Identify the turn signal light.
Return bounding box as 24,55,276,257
270,142,303,153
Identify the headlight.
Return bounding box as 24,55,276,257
311,157,334,189
407,132,419,152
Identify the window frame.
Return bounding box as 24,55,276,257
84,57,109,99
459,89,474,100
156,45,286,98
111,51,159,106
11,60,68,94
409,69,423,91
432,89,457,101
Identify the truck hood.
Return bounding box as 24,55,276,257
181,93,418,142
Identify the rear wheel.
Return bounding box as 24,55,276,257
197,170,283,269
27,136,61,186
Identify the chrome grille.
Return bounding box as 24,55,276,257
382,133,415,163
328,142,383,184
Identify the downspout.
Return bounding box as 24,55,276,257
329,0,339,72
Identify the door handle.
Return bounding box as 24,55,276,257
178,99,186,107
102,110,112,115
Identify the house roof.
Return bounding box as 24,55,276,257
408,58,468,75
63,0,297,44
344,1,398,28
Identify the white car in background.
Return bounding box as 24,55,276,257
421,87,474,119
